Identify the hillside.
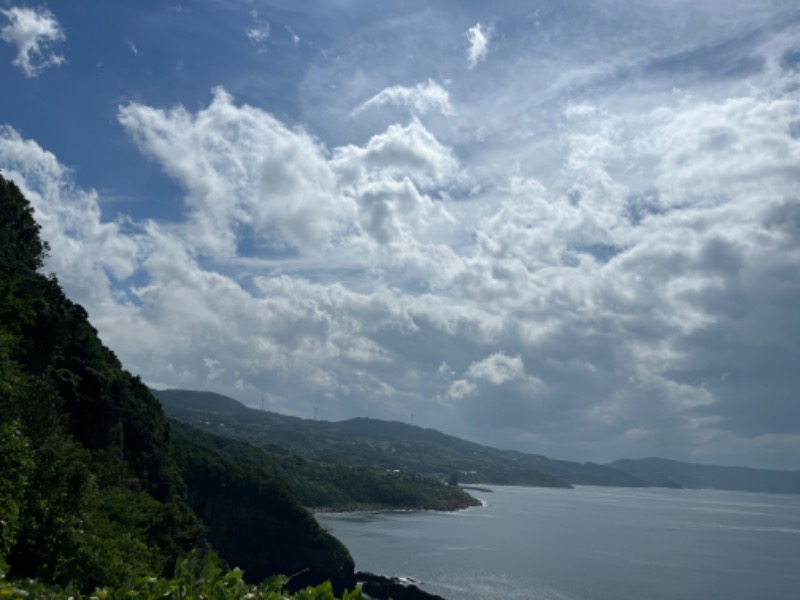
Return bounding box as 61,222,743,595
155,389,644,488
172,421,480,511
0,174,355,594
609,458,800,495
171,429,355,590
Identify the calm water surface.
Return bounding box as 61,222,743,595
316,486,800,600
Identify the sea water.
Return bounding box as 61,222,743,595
316,486,800,600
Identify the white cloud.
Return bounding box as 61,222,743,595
353,79,453,117
332,118,460,190
118,87,352,256
466,353,525,385
0,6,65,77
446,379,477,400
246,10,270,44
247,24,270,43
7,68,800,467
646,97,800,208
126,39,139,56
465,23,489,69
4,0,800,469
285,26,300,45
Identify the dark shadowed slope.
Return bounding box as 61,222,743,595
171,426,356,593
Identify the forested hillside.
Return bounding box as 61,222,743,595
156,389,643,488
0,174,202,588
0,174,355,594
172,421,480,511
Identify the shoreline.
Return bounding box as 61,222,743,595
311,487,494,515
310,498,482,516
356,571,447,600
458,484,493,493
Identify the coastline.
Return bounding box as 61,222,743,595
356,571,447,600
458,484,493,493
314,490,492,598
310,488,484,515
310,495,482,515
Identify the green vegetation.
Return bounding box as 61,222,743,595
172,430,355,591
0,552,364,599
0,175,356,595
0,175,202,589
173,421,480,511
157,389,643,488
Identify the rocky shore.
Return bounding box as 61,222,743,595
356,572,447,600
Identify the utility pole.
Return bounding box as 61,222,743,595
314,406,318,421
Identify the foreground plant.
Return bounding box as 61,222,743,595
0,552,364,600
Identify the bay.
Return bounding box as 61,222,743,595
316,486,800,600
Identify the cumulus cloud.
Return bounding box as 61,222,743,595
0,126,139,311
466,353,525,385
446,379,477,400
7,72,800,467
3,1,800,468
9,68,800,467
465,23,489,69
118,87,351,256
332,118,459,189
353,79,453,117
0,6,65,77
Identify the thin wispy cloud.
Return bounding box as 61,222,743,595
0,6,65,77
246,10,270,45
126,38,139,56
466,22,489,69
285,25,300,46
352,79,453,117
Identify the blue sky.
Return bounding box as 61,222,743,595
2,0,800,469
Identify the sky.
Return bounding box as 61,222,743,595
1,1,799,470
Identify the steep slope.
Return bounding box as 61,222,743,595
610,458,800,494
1,175,202,588
0,174,355,592
156,389,643,488
171,429,355,593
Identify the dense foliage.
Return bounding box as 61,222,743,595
0,551,364,599
0,175,356,594
173,422,479,511
0,175,204,588
172,432,355,593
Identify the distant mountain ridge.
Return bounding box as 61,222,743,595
609,457,800,495
154,389,644,489
155,389,800,496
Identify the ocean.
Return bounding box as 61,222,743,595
316,485,800,600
